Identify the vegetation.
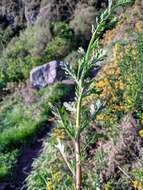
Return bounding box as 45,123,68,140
27,1,143,190
26,32,143,190
0,150,18,179
0,0,143,190
0,83,72,179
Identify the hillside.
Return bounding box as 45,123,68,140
0,0,143,190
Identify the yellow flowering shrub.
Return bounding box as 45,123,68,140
84,43,125,123
132,180,143,190
84,32,143,132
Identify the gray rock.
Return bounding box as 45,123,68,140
30,60,65,88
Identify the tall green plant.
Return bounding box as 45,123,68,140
52,0,132,189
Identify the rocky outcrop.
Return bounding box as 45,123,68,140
30,60,65,88
0,0,25,28
0,0,107,29
24,0,41,24
0,0,40,28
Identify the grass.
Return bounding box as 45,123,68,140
0,82,73,179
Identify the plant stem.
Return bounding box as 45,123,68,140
75,138,81,190
74,8,110,189
75,85,83,190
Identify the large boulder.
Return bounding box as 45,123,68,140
30,60,65,88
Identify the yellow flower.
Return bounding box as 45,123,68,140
139,129,143,137
47,181,52,190
125,95,134,105
112,103,125,111
111,94,117,101
104,181,112,190
135,21,143,32
114,42,121,51
96,79,108,89
131,49,137,57
127,75,133,81
132,180,143,190
96,114,104,121
107,66,120,76
140,114,143,125
102,29,114,46
104,185,111,190
115,80,125,90
52,128,65,139
53,171,61,182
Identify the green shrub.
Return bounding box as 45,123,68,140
41,22,74,62
51,22,73,39
0,150,18,179
118,33,143,122
0,27,15,52
131,168,143,182
41,36,72,62
0,25,38,83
